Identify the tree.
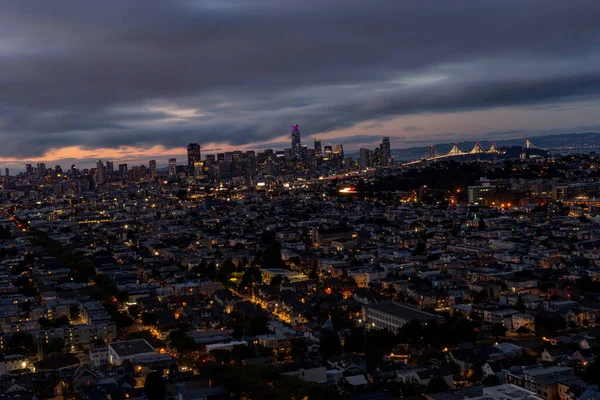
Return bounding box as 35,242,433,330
478,218,486,231
412,240,426,256
211,349,232,364
365,329,397,370
269,274,289,288
239,267,262,289
141,312,158,326
426,376,449,393
217,258,237,283
176,189,188,201
44,337,66,357
398,320,425,346
246,315,270,337
128,305,141,319
231,345,255,364
491,323,507,339
39,317,53,329
261,241,287,269
116,291,129,304
482,375,499,386
535,313,566,337
344,327,366,353
319,330,342,360
53,316,70,327
6,332,35,356
515,296,526,313
0,225,11,240
144,371,167,400
516,326,531,336
167,330,196,354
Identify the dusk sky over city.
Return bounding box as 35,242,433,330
2,0,600,168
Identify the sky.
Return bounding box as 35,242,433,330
1,0,600,169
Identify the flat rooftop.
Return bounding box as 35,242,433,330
365,302,439,322
108,339,155,357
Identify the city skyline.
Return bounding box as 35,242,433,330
1,1,600,168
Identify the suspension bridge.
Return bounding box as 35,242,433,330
402,139,542,165
423,141,504,160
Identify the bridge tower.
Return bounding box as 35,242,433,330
469,142,486,154
425,146,438,159
447,143,465,156
525,139,535,149
487,143,502,154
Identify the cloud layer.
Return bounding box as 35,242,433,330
1,0,600,161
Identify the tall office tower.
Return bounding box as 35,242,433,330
96,159,105,185
284,148,293,161
217,153,225,162
204,154,216,165
324,145,333,160
70,164,77,176
359,148,373,169
334,144,344,158
149,160,157,179
106,161,114,175
193,161,204,178
4,168,8,177
25,164,33,175
168,158,177,176
291,124,301,158
380,136,391,166
314,138,322,157
55,165,62,173
37,163,46,178
118,163,128,177
301,145,308,161
187,143,201,167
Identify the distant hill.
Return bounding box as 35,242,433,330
390,132,600,160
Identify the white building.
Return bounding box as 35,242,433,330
108,339,156,365
89,347,109,367
362,302,440,334
512,313,535,331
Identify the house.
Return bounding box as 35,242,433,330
482,360,510,384
512,313,536,332
344,374,369,390
571,349,595,365
471,384,543,400
280,362,327,383
396,367,454,389
503,365,574,399
89,347,109,367
493,342,522,359
326,355,367,375
541,348,571,364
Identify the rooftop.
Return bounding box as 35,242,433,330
364,302,439,322
108,339,156,357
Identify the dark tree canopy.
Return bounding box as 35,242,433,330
144,371,167,400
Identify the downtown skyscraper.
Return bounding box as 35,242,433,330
96,159,105,185
381,136,391,166
168,158,177,176
291,124,301,159
187,143,201,167
314,138,322,157
149,160,157,179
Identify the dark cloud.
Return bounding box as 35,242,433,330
1,0,600,157
403,125,425,132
